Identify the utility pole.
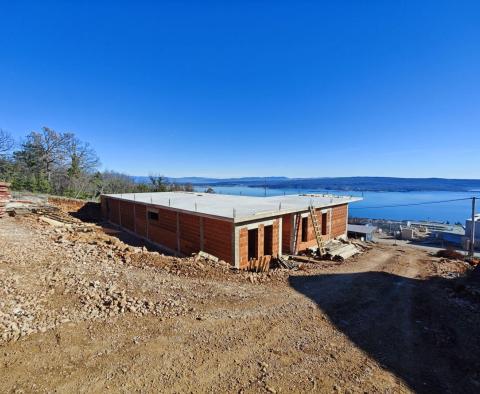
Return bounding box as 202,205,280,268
470,197,476,258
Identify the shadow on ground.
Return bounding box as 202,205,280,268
289,271,480,393
70,202,102,223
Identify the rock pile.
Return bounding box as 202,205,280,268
0,182,11,218
0,215,194,343
1,210,298,343
77,280,165,317
1,270,189,343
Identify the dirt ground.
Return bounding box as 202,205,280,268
1,213,480,393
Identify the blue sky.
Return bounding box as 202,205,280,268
1,1,479,178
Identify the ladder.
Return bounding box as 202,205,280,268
292,213,302,254
309,205,327,256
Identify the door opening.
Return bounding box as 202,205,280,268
248,228,258,260
301,217,308,242
321,213,328,235
264,225,273,255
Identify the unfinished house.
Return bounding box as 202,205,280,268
101,192,361,269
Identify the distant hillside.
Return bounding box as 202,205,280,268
134,176,480,192
238,177,480,192
133,176,288,185
133,176,217,184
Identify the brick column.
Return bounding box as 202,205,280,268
272,219,279,257
258,224,264,259
239,228,248,269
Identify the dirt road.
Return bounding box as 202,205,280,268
1,215,479,393
291,248,480,393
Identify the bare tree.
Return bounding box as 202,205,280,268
0,129,14,155
12,127,101,195
18,127,72,182
66,136,100,176
64,137,100,198
149,174,167,192
100,171,137,194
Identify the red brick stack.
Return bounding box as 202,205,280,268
0,182,11,218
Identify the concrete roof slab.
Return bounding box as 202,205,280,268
102,192,362,223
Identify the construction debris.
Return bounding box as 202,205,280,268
289,254,315,264
277,256,296,269
436,249,465,260
39,215,71,227
246,255,272,272
195,251,219,263
0,182,11,218
292,240,363,263
7,200,52,217
325,240,361,261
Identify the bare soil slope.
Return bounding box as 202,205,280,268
1,215,479,393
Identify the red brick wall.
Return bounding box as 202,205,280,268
119,201,135,232
281,205,348,254
331,204,348,237
296,209,329,251
108,198,120,224
135,204,147,237
102,198,235,262
179,213,201,256
238,219,280,269
282,212,319,254
282,214,291,254
147,208,177,251
101,197,348,264
100,196,107,218
203,217,233,262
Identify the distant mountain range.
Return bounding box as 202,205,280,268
133,176,480,192
133,176,288,185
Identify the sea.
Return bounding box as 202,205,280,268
193,185,480,224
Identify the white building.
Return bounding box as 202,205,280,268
463,214,480,250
